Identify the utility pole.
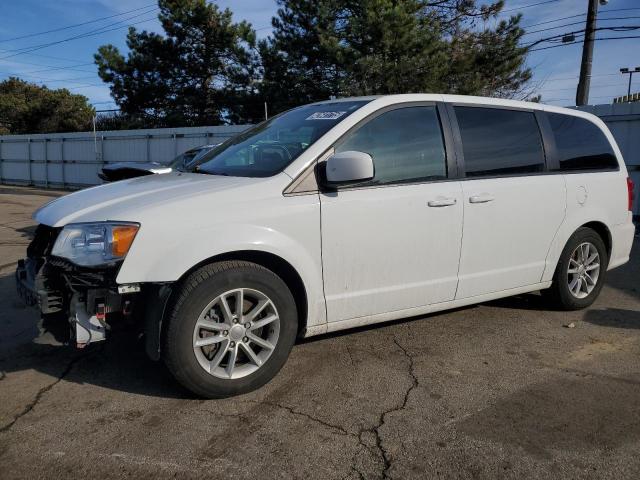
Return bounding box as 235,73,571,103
620,67,640,97
576,0,601,106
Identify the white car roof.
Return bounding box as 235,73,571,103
313,93,597,120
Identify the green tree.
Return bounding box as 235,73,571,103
334,0,448,95
95,0,261,127
258,0,346,113
260,0,532,111
0,77,94,134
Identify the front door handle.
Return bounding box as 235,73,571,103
469,194,495,204
428,197,457,207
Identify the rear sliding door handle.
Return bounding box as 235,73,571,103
469,194,495,204
428,197,457,207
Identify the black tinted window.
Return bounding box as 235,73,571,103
336,106,446,185
547,113,618,171
455,107,545,177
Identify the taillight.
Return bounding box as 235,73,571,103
628,177,635,212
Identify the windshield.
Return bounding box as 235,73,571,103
195,100,370,177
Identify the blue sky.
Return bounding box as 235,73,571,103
1,0,639,110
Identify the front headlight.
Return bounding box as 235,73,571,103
51,222,140,267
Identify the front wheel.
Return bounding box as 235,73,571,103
162,261,298,398
543,227,608,310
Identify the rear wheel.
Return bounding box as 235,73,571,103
543,227,608,310
162,261,298,398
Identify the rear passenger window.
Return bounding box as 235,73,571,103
455,107,545,177
547,113,618,171
335,106,447,185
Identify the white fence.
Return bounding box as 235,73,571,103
576,103,640,215
1,103,639,214
0,125,250,188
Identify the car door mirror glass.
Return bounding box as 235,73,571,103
324,151,374,186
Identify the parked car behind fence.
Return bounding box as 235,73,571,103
98,144,220,182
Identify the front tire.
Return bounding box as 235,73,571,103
162,261,298,398
544,227,608,311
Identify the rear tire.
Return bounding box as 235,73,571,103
543,227,608,311
162,261,298,398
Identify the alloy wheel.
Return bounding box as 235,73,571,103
192,288,280,379
567,242,601,299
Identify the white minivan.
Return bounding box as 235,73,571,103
16,94,636,398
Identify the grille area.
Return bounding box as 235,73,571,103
21,224,65,314
27,224,60,259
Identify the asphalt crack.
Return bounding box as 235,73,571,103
342,466,366,480
346,345,356,366
249,399,352,437
366,334,419,480
247,399,372,478
257,335,420,480
0,351,90,433
201,334,419,480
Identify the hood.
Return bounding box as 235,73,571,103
34,172,264,227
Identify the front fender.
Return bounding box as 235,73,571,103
116,220,326,330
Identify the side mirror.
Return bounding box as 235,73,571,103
324,151,374,186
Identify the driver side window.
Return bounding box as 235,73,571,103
335,106,447,185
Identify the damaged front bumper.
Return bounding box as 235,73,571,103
15,257,63,313
14,224,162,350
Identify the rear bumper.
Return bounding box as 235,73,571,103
609,220,636,270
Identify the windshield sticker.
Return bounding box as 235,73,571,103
306,111,347,120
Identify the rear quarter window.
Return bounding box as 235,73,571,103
454,106,545,177
547,113,618,171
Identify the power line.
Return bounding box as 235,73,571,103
0,49,85,64
600,7,640,14
502,0,562,14
545,96,615,100
543,94,618,102
1,8,158,57
0,3,157,44
67,84,105,90
544,73,619,81
530,34,640,52
0,6,159,82
0,73,104,89
523,25,640,48
542,83,628,92
0,60,97,74
0,71,99,85
522,13,585,29
35,75,98,83
523,16,640,36
520,7,640,29
0,14,158,60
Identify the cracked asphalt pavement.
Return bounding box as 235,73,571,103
1,185,640,479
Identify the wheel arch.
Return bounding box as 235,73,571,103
580,221,612,258
544,220,613,284
172,250,308,338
